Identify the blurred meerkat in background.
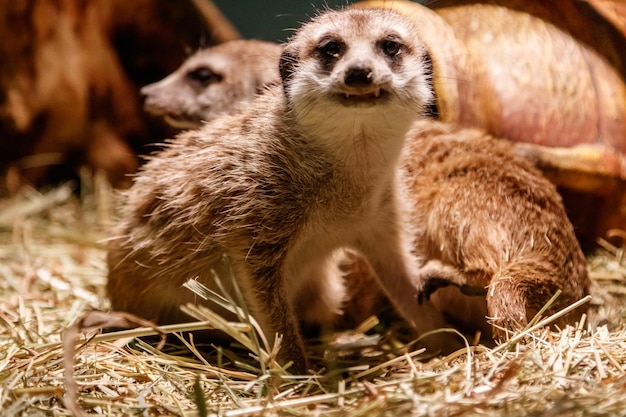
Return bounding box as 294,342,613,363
141,39,282,129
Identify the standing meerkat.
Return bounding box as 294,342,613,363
140,37,384,331
141,40,282,129
107,8,441,373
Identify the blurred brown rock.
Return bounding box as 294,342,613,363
0,0,238,191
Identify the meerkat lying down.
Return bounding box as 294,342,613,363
107,7,589,372
395,120,590,338
141,39,282,129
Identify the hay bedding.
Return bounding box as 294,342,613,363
1,177,626,416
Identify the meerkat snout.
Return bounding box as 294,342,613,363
344,65,373,86
333,38,405,91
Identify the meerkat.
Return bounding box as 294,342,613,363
140,37,384,331
394,120,590,338
141,39,282,129
107,8,443,373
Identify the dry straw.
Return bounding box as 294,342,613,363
1,177,626,416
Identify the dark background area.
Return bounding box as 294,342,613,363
212,1,358,42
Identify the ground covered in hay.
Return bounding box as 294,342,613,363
1,180,626,416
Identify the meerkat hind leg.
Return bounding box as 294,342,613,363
231,261,309,374
293,250,348,333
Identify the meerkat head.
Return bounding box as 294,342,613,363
279,8,434,133
141,40,282,129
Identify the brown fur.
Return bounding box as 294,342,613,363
400,120,590,338
131,28,591,339
0,0,231,191
107,8,589,372
107,8,437,373
141,40,282,129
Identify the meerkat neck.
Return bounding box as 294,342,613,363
292,105,416,178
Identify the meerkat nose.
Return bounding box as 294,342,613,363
344,65,373,86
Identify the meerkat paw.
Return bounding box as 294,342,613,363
417,276,454,304
414,260,487,304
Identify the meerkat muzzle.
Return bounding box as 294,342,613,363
344,65,374,86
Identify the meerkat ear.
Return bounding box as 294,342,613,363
279,45,298,87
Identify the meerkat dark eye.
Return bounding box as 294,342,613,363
187,67,222,85
317,38,345,60
380,39,402,57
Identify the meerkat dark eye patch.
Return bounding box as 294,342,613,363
377,35,405,58
380,39,402,57
315,36,346,65
187,67,222,86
